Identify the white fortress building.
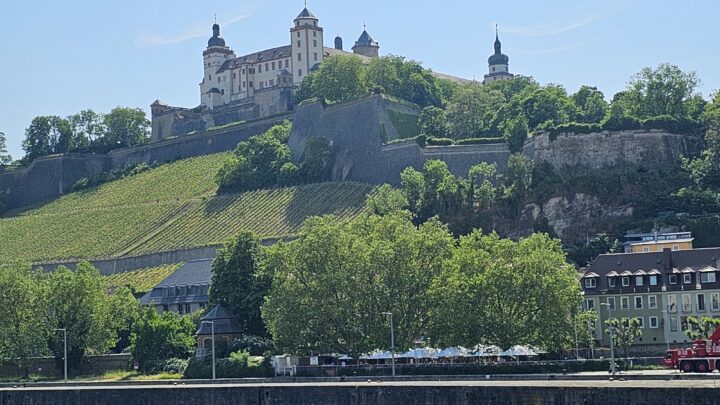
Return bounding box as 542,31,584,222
150,6,511,140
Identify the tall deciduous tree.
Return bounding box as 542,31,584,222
572,86,609,124
210,231,269,337
685,316,720,340
445,83,505,138
21,116,54,162
130,309,196,372
428,232,581,351
45,262,117,374
0,131,12,166
605,318,643,361
312,55,366,103
69,109,104,145
262,213,454,356
102,107,150,147
0,263,47,376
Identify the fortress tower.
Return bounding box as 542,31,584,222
352,27,380,58
483,26,513,84
290,6,324,84
201,23,236,109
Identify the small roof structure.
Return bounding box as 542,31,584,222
633,270,647,275
583,272,600,278
681,267,696,273
647,269,662,275
700,266,718,273
619,270,633,276
195,305,244,336
606,271,620,277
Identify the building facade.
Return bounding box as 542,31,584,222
139,259,212,315
581,248,720,351
623,231,694,253
483,27,514,84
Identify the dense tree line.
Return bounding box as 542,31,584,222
215,121,332,193
20,107,150,164
0,262,141,376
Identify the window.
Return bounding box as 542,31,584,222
162,305,169,312
584,298,595,311
698,294,706,311
635,276,644,286
608,277,616,288
670,316,678,332
184,304,191,314
607,297,615,310
314,52,318,61
492,67,496,72
232,73,236,79
621,297,629,310
217,77,220,83
701,272,717,283
585,278,596,288
249,81,253,87
643,247,650,253
648,295,657,309
682,294,692,312
649,316,659,328
712,293,720,311
209,74,212,81
313,30,317,37
297,31,300,37
673,244,680,251
285,60,289,68
668,295,677,312
684,274,692,284
272,62,276,70
669,274,678,285
298,53,302,61
622,277,630,287
242,68,246,74
634,296,643,309
636,317,644,328
242,82,246,88
681,316,689,331
313,40,317,47
178,304,185,315
265,63,269,71
298,69,302,76
649,275,658,286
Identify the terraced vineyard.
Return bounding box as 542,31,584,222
0,152,373,263
131,183,374,254
105,263,183,294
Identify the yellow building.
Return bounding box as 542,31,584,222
623,232,693,253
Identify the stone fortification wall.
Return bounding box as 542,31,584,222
289,95,512,185
0,115,292,210
524,129,697,171
1,383,717,404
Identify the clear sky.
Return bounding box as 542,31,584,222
0,0,717,159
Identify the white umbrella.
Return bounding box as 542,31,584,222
471,345,501,357
433,347,468,358
338,354,353,360
399,348,437,358
499,345,537,357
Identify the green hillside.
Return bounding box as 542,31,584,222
0,153,373,263
106,263,183,294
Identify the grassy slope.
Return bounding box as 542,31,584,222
105,263,183,294
0,153,372,263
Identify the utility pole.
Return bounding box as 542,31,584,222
202,321,216,379
382,312,396,377
601,303,616,377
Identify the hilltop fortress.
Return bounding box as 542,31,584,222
149,6,509,141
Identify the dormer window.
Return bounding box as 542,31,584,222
608,277,616,288
669,274,678,284
585,278,597,288
622,277,630,287
649,275,658,286
635,276,644,286
683,274,692,284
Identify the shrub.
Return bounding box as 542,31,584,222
642,115,700,135
426,137,454,146
455,137,506,145
184,355,273,379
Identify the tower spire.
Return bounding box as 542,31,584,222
214,13,217,24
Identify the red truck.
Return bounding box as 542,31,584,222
664,326,720,372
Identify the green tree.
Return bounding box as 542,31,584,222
501,153,534,209
299,136,331,183
69,109,104,146
574,310,599,355
605,318,643,361
445,83,505,138
45,262,118,374
364,184,409,215
428,232,581,351
0,131,12,166
262,212,454,356
566,233,622,266
21,116,54,162
102,107,150,148
703,91,720,132
614,64,702,121
467,162,497,212
676,129,720,211
503,115,529,153
210,231,269,337
685,316,720,340
365,56,442,107
0,263,48,376
312,55,366,103
294,73,316,104
216,121,293,193
106,287,142,352
400,166,426,213
130,309,196,372
418,106,448,137
521,84,577,129
50,116,75,154
572,86,609,124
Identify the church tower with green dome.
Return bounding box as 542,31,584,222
483,26,514,84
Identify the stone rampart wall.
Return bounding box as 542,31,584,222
0,354,130,379
0,115,292,210
524,129,697,171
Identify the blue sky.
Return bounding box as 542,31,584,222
1,0,717,159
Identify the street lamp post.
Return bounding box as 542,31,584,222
381,312,396,377
202,321,216,380
53,328,67,382
662,308,670,351
600,303,616,378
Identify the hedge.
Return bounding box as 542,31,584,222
544,115,701,141
426,137,454,146
455,137,506,145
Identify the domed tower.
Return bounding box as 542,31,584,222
290,5,324,85
201,22,235,109
352,26,379,58
334,34,343,50
483,26,514,84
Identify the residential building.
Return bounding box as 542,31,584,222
581,247,720,351
139,259,212,315
623,231,693,253
195,305,244,358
